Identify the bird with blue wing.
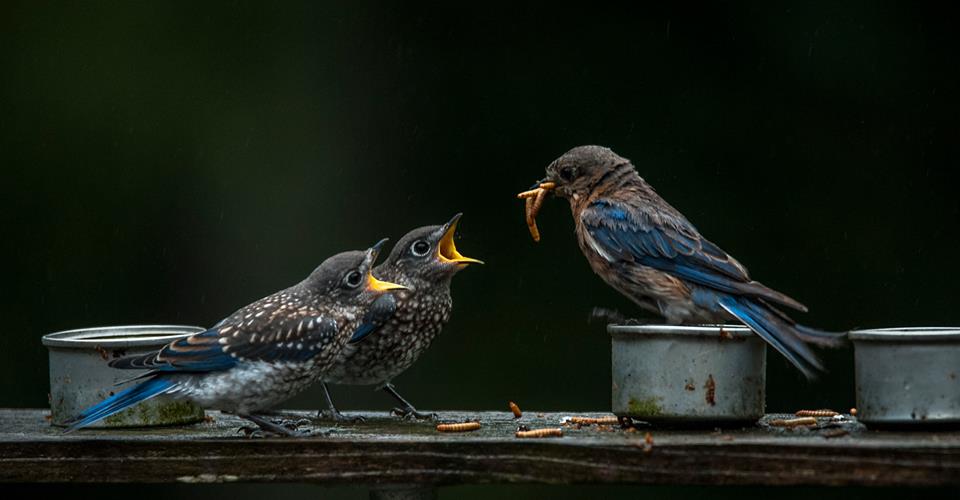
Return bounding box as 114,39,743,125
64,240,406,436
519,145,845,378
321,214,482,421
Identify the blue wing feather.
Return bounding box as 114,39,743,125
582,200,808,312
349,293,398,343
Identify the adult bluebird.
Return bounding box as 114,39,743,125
526,145,844,378
321,214,482,420
65,241,406,435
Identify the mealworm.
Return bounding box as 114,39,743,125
525,196,541,242
516,427,563,438
531,185,548,215
516,188,540,199
769,417,817,427
509,401,522,419
569,416,620,425
436,421,481,432
795,409,839,417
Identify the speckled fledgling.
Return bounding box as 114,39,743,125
321,214,482,420
64,241,406,435
528,146,845,378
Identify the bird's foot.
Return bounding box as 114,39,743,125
271,417,312,429
316,409,366,423
238,414,313,438
391,406,437,421
589,307,627,325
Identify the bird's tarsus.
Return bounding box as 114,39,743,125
382,383,436,420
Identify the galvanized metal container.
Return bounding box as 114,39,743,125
609,324,766,424
850,327,960,427
43,325,207,428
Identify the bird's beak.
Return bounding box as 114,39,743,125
366,273,407,292
438,213,484,265
368,238,389,261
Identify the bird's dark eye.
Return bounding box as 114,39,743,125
411,240,431,257
559,166,576,181
344,270,363,288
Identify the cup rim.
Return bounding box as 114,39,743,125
42,325,206,348
849,327,960,342
608,324,754,338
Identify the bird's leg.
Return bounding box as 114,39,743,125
383,383,436,420
316,383,365,423
238,413,310,437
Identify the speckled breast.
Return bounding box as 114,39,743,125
324,288,452,386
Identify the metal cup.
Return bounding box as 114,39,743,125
850,327,960,427
609,324,766,424
43,325,207,428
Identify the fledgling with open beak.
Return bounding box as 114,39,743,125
64,240,406,436
321,213,482,420
519,145,845,379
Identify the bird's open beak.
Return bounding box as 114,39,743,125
438,213,484,265
366,273,407,292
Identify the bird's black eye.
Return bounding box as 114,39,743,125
344,270,364,288
411,240,431,257
559,166,576,181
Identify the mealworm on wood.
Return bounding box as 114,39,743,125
515,427,563,438
795,409,839,417
769,417,817,427
509,401,522,419
568,416,620,425
436,421,481,432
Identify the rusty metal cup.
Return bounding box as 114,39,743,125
43,325,206,428
850,327,960,427
609,324,766,424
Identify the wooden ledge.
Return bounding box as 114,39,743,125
1,409,958,486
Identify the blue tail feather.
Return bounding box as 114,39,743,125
63,377,175,433
717,296,825,379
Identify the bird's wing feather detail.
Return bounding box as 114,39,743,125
349,293,397,344
110,307,339,374
581,200,808,312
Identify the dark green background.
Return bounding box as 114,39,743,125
2,2,958,498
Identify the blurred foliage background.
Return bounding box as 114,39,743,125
2,1,958,498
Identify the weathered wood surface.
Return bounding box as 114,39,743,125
1,408,959,486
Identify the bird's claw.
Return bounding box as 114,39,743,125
237,425,263,438
316,409,366,423
391,407,438,421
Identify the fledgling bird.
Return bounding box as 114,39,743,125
320,213,482,420
528,145,845,378
64,241,406,435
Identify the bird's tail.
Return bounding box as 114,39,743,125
717,296,846,379
63,377,175,433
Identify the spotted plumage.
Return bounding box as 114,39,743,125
321,213,481,420
533,145,846,378
65,241,406,435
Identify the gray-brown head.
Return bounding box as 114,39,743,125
541,145,635,202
